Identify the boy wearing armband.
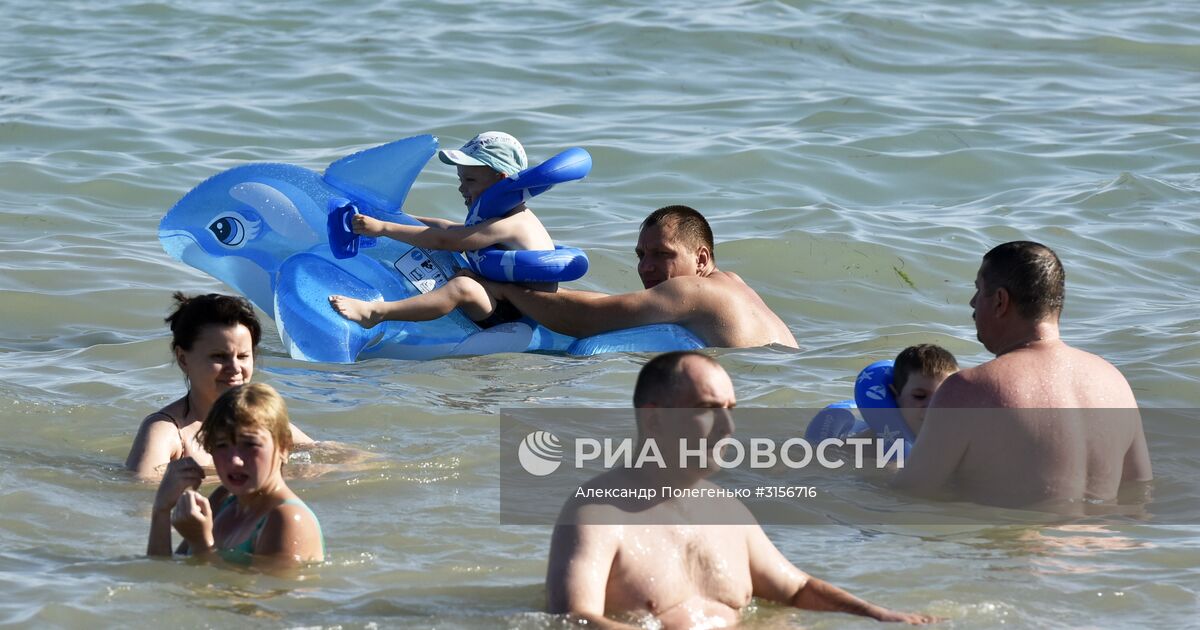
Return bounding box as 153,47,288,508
329,131,554,329
845,343,960,442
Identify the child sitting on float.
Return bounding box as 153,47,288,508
329,131,562,329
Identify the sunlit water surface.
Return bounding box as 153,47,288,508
1,0,1198,627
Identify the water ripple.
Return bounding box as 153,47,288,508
1,0,1199,626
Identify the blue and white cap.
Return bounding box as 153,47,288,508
438,131,528,176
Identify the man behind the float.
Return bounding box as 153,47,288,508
478,205,798,349
893,241,1152,507
547,351,936,627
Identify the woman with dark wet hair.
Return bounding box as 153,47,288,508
125,292,313,480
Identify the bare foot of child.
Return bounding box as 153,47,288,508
329,295,383,328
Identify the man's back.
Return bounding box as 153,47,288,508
663,270,797,348
908,340,1151,507
944,340,1137,409
930,407,1147,507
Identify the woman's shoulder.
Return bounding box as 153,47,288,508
138,398,186,428
126,400,188,475
130,405,185,446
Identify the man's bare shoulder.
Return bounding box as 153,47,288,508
936,344,1137,409
558,492,632,523
553,503,626,539
655,270,795,348
721,270,747,285
1063,346,1138,406
708,269,753,289
653,271,755,306
654,274,708,293
935,353,1069,408
929,366,1003,408
556,470,648,524
644,276,719,315
1064,344,1127,375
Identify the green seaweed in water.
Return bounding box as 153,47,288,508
893,266,916,290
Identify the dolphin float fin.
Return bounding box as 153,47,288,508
324,134,438,212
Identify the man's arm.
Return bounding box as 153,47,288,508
493,277,705,340
1122,412,1152,483
747,526,935,623
546,523,637,629
891,375,972,498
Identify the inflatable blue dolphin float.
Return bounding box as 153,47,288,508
159,134,704,362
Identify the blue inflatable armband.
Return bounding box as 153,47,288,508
466,147,593,225
459,147,593,284
465,245,589,283
854,360,915,455
804,400,869,443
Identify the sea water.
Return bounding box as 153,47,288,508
0,0,1197,627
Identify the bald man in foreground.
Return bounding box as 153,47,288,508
894,241,1152,507
547,351,935,627
476,205,797,349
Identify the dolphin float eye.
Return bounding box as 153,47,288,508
209,216,243,246
207,211,261,248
